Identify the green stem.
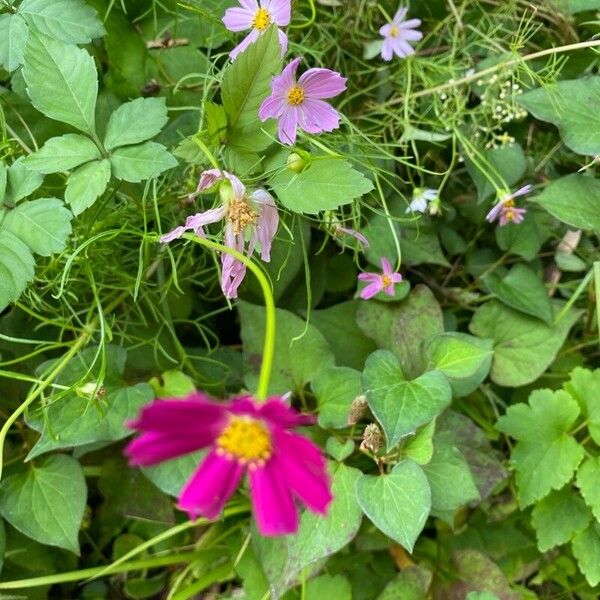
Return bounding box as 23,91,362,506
192,134,220,170
595,261,600,347
289,0,316,29
182,234,276,401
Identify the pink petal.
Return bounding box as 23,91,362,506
271,57,302,96
178,450,245,519
125,431,211,466
249,459,299,535
262,0,291,25
380,257,393,274
358,272,380,283
277,28,288,57
160,225,186,243
239,0,259,10
390,273,403,283
298,99,341,134
360,281,383,300
336,226,370,247
511,184,533,199
298,68,347,99
185,206,227,235
252,190,279,261
230,29,260,60
278,107,299,145
221,226,247,298
384,283,396,296
486,203,503,223
223,7,254,31
259,94,287,119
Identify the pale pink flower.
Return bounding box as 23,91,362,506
486,185,531,226
223,0,290,60
358,257,403,300
161,170,279,299
380,7,422,61
259,58,347,145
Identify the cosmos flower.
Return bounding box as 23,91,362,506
358,257,403,300
161,170,279,299
406,187,438,214
125,393,333,536
223,0,291,60
486,184,531,226
259,57,347,145
380,7,423,61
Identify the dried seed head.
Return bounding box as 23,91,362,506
348,394,368,425
361,423,383,454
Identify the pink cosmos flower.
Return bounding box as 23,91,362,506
223,0,291,60
161,170,279,299
125,393,333,536
259,57,347,145
358,257,403,300
380,8,423,61
486,184,531,226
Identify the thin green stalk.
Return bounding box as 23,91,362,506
289,0,315,29
192,134,221,170
594,261,600,346
182,234,276,401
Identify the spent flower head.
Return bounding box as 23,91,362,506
486,184,531,227
380,7,422,61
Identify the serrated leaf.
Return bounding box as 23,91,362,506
5,157,44,203
531,488,591,552
572,522,600,587
577,457,600,521
18,0,104,43
0,13,28,72
496,389,584,506
23,31,97,134
222,26,281,152
24,134,101,173
110,142,177,182
483,263,553,324
271,159,374,214
0,454,86,554
564,367,600,444
531,174,600,234
362,350,452,451
312,366,362,429
104,98,169,150
3,197,72,256
356,460,431,552
65,159,111,215
0,229,35,311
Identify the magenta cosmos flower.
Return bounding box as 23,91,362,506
125,393,333,536
486,184,531,226
161,170,279,299
358,257,403,300
380,8,423,61
223,0,290,60
259,57,347,145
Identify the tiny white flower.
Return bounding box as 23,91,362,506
406,187,438,213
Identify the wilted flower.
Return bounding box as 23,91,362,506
358,257,403,300
486,184,531,226
223,0,291,60
125,393,332,536
406,187,438,214
380,7,422,61
161,170,279,299
259,57,347,145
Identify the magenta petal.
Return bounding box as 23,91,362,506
125,431,210,467
360,281,383,300
298,68,347,99
258,398,315,428
179,450,245,519
380,257,393,274
358,272,379,283
249,459,299,535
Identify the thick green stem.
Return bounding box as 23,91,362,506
182,234,276,401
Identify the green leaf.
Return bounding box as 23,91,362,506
142,452,204,497
0,230,35,312
363,350,451,451
204,101,228,146
306,575,352,600
18,0,104,43
5,157,44,203
518,77,600,156
531,488,591,552
572,522,600,587
483,263,553,324
65,159,111,215
357,284,444,380
3,198,72,256
104,98,169,150
270,159,374,214
0,455,86,554
110,142,177,182
564,367,600,444
0,14,28,72
356,460,431,552
404,420,435,465
423,332,493,397
577,457,600,522
531,174,600,234
423,440,480,516
469,300,582,387
24,134,101,173
495,212,543,261
312,366,362,429
496,389,584,506
376,567,432,600
222,26,281,153
22,31,97,135
238,302,335,395
0,163,6,202
326,437,355,461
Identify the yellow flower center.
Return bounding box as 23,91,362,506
381,274,392,287
389,25,399,37
253,8,271,31
287,86,305,106
228,197,258,235
502,198,517,221
216,416,272,465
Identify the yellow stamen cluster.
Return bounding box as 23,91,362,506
216,417,272,466
389,26,399,37
503,198,517,222
253,8,271,31
228,197,258,234
381,274,392,288
287,86,305,106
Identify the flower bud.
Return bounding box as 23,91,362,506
286,151,309,173
348,394,368,425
